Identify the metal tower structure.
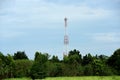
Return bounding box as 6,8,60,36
64,17,69,56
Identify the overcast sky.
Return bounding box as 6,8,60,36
0,0,120,59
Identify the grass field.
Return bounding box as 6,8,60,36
4,76,120,80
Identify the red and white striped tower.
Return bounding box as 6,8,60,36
64,17,69,56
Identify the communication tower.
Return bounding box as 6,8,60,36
63,17,69,56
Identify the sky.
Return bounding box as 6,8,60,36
0,0,120,59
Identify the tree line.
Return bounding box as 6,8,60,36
0,48,120,79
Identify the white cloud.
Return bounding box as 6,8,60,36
0,0,116,40
0,0,113,25
92,32,120,43
0,30,25,39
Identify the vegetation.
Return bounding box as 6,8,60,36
46,76,120,80
0,48,120,79
4,77,30,80
4,76,120,80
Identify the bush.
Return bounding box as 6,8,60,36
13,60,33,77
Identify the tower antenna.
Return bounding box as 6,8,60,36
64,17,69,56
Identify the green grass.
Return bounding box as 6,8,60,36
45,76,120,80
4,76,120,80
4,77,30,80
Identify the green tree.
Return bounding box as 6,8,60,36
92,59,103,75
0,52,5,79
5,54,15,78
92,59,113,76
63,49,83,76
82,53,93,65
13,59,33,77
84,64,93,76
30,52,48,79
107,48,120,75
67,49,82,64
46,61,62,77
13,51,28,60
50,55,59,63
98,55,108,63
0,52,15,79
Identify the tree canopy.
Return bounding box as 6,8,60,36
0,48,120,79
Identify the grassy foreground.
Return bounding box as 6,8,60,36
4,76,120,80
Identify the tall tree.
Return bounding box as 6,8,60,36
0,52,5,79
13,51,28,60
50,55,59,63
13,59,33,77
82,53,93,65
6,54,15,78
46,62,62,77
0,52,15,79
107,48,120,75
67,49,82,64
92,59,113,76
63,49,83,76
30,52,48,79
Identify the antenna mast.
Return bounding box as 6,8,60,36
64,17,69,56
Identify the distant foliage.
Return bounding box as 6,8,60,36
0,48,120,79
0,52,15,79
13,51,28,60
107,48,120,75
82,53,93,65
30,52,48,79
13,59,33,77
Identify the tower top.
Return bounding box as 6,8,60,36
64,17,67,21
64,17,67,27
